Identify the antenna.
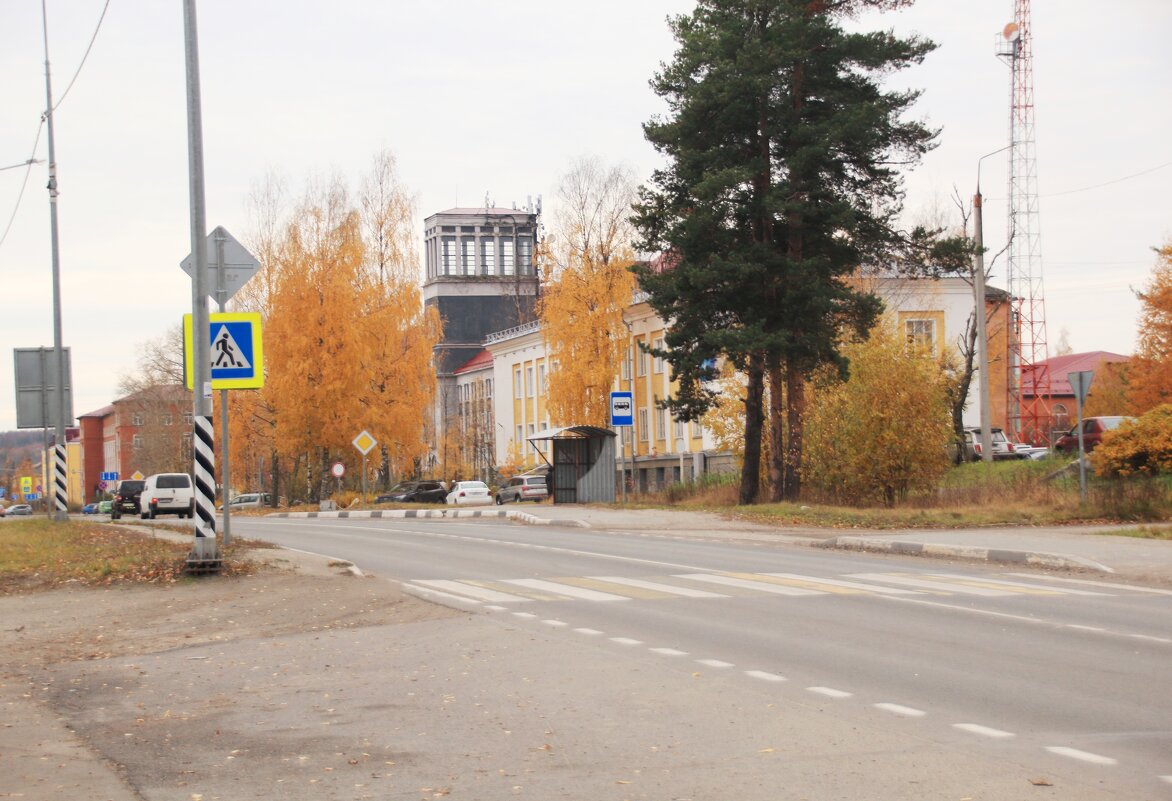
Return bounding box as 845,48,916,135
998,0,1050,445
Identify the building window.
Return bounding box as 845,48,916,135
485,378,493,399
441,236,457,275
162,413,173,426
183,412,193,425
538,363,546,395
674,418,685,440
636,344,648,377
515,425,523,448
514,368,522,399
525,366,535,397
517,237,532,275
461,238,477,275
132,413,144,426
621,346,631,380
132,434,143,449
905,318,937,356
527,423,535,437
691,420,704,440
481,239,495,275
656,406,667,440
638,409,649,441
500,239,515,276
653,338,665,373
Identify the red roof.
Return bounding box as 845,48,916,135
1022,351,1129,397
453,348,494,375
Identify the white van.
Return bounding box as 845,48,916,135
140,473,195,519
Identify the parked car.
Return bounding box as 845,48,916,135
140,472,195,519
82,503,98,514
111,479,146,520
1054,416,1133,454
219,492,271,511
495,474,548,505
375,481,449,504
959,427,1026,462
6,503,33,516
98,500,113,514
445,480,493,506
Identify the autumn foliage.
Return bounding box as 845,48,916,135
1127,242,1172,412
1092,404,1172,478
802,321,954,506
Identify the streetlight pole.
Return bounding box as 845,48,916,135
973,146,1011,464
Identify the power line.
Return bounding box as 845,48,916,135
0,121,46,252
1042,160,1172,199
52,0,112,112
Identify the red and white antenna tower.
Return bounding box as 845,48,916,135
998,1,1050,444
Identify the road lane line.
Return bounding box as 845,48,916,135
1128,633,1172,644
764,573,922,595
1007,573,1172,596
807,687,853,699
1067,624,1107,632
745,670,787,682
677,573,824,596
849,573,1017,596
610,637,643,646
696,659,734,668
542,619,568,627
501,578,631,601
650,647,688,656
411,579,530,603
589,576,729,598
557,576,671,599
512,612,537,619
953,723,1015,739
874,703,926,717
929,572,1108,595
403,584,483,606
573,628,604,636
1045,746,1118,766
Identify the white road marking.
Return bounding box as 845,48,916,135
696,659,734,668
1067,624,1107,632
573,628,604,636
484,604,507,611
745,670,787,682
1008,573,1172,596
928,572,1108,595
412,579,529,603
590,575,728,598
1045,746,1118,766
501,578,630,601
763,573,923,595
542,619,568,627
649,647,688,656
1160,775,1172,785
403,584,482,606
849,573,1016,596
953,723,1015,739
610,637,643,646
1129,633,1172,644
512,612,537,619
678,573,823,596
807,686,853,699
874,703,926,717
881,595,1047,624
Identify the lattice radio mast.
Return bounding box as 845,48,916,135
997,1,1050,444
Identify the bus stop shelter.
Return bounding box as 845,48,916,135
526,425,616,504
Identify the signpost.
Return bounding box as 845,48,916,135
610,391,634,503
352,430,378,501
1068,370,1094,503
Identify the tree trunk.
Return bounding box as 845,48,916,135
767,357,786,502
783,368,805,501
269,448,280,507
739,351,766,505
318,446,331,500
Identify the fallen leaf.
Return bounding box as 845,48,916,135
1029,778,1053,787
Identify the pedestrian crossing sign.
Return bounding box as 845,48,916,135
183,312,265,390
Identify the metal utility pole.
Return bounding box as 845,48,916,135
972,146,1010,464
40,0,69,521
183,0,218,566
213,230,232,547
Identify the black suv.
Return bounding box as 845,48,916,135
111,479,145,520
375,480,448,504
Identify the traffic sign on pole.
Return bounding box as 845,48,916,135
180,226,259,303
610,391,634,427
183,312,265,390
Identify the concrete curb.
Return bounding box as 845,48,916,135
267,508,591,528
819,535,1114,573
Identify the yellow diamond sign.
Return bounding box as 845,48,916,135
352,430,377,456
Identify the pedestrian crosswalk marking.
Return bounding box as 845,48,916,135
406,570,1127,606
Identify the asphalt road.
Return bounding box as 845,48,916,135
232,515,1172,799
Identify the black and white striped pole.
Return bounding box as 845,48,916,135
53,443,68,516
183,0,218,566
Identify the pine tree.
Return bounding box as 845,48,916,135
633,0,940,503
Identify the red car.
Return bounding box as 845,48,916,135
1054,416,1132,454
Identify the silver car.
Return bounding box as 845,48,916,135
495,475,548,504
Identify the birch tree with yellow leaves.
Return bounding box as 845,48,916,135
540,157,639,426
259,153,439,501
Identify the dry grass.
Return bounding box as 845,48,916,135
0,519,258,594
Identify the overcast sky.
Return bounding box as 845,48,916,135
2,0,1169,432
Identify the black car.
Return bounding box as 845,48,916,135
111,479,146,520
375,480,448,504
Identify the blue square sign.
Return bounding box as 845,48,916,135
610,391,634,427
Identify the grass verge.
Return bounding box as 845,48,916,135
0,519,257,594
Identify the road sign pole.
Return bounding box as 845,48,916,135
215,230,232,547
183,0,217,566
